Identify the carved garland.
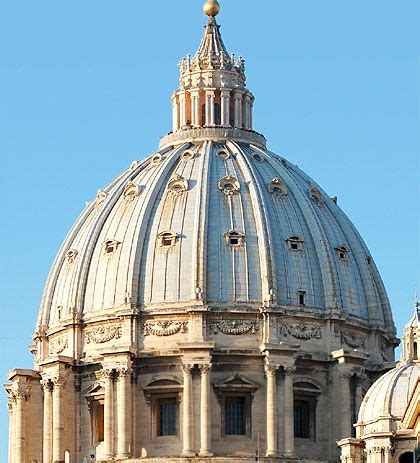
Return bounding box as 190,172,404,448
85,324,122,344
341,331,366,349
144,320,188,337
279,323,321,340
210,319,259,336
49,336,68,355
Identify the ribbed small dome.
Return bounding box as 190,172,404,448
37,140,394,334
357,363,419,429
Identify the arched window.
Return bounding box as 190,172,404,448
399,452,413,463
214,102,221,126
202,103,206,126
65,450,71,463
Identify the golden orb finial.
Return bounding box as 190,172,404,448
203,0,221,17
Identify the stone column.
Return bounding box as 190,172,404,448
383,447,393,463
265,362,279,457
42,380,53,463
179,92,186,127
190,90,200,127
354,374,365,424
283,367,295,457
209,91,216,126
171,94,179,132
181,364,195,457
52,378,65,463
340,371,353,438
205,91,212,127
116,367,132,459
199,364,212,457
103,370,115,460
250,97,254,130
14,390,27,463
244,94,252,129
221,89,231,127
8,400,15,463
234,91,243,128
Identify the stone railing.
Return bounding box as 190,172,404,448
159,127,267,150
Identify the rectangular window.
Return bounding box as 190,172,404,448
225,397,246,435
298,291,306,306
97,403,104,442
158,399,177,436
294,400,310,439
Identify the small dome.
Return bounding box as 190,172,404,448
357,306,419,436
357,364,419,430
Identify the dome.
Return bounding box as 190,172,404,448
37,140,394,332
35,5,395,337
356,306,419,436
8,5,401,463
357,363,419,431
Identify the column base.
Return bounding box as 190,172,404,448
266,451,279,458
199,450,214,457
181,450,196,457
116,453,130,460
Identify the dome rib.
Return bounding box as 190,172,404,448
229,141,276,304
38,141,396,331
262,148,339,309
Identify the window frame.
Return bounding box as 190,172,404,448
155,396,178,437
293,381,321,443
143,378,183,441
221,393,251,438
213,374,258,440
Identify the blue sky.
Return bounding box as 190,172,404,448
0,0,419,457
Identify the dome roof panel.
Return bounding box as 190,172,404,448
37,141,395,334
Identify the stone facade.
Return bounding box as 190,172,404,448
5,2,400,463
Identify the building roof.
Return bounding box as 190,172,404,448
36,141,395,334
35,4,395,340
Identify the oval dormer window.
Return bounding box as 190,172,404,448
219,176,240,196
268,179,287,197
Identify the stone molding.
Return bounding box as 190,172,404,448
279,323,321,340
49,335,68,355
210,318,259,335
144,320,188,337
159,127,267,150
85,323,122,344
341,331,366,349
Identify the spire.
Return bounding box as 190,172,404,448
401,301,419,363
193,16,231,70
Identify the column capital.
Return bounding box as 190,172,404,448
11,385,31,402
283,365,296,376
40,378,53,392
115,366,133,380
181,363,195,374
95,367,114,381
50,376,66,389
264,361,280,376
198,363,212,374
221,88,232,96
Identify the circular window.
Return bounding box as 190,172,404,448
253,154,263,162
